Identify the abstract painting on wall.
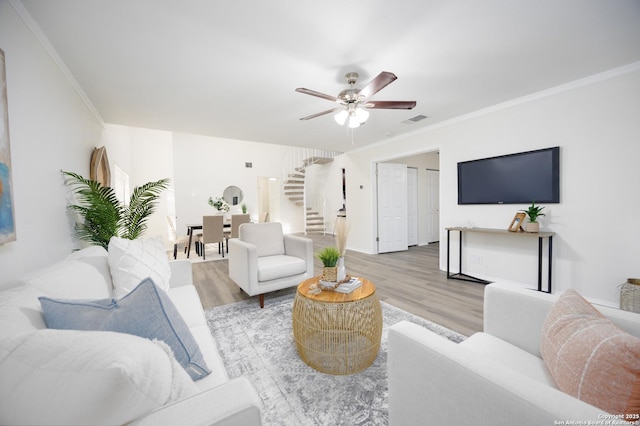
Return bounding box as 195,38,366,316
0,48,16,244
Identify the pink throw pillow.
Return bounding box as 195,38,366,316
541,289,640,416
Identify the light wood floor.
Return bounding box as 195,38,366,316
191,234,484,336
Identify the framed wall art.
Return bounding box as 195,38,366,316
0,48,16,244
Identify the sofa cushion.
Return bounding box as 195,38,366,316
541,289,640,416
239,222,285,257
0,329,197,426
39,278,211,381
21,246,113,300
257,255,306,282
461,332,556,387
0,284,47,338
108,235,171,298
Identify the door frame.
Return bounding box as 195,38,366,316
371,149,441,254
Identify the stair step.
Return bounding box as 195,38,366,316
289,197,304,202
284,191,303,195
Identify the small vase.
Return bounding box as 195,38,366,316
525,222,539,233
336,257,346,282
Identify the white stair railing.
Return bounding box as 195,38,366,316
282,147,342,233
282,147,343,185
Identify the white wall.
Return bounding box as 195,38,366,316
342,65,640,306
0,1,104,283
171,132,304,236
100,124,175,246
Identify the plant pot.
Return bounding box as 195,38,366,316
525,222,539,233
321,266,338,282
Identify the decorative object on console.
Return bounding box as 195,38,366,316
208,196,230,213
508,212,526,232
62,171,169,250
317,246,340,282
520,200,546,233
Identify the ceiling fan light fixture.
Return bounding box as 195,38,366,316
334,109,348,125
355,106,369,123
348,114,360,128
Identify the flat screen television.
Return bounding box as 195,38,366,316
457,147,560,204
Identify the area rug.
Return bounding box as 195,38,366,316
204,293,466,425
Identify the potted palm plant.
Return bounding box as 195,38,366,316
317,246,340,283
520,201,545,233
62,171,169,250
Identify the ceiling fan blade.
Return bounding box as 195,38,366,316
295,88,338,102
365,100,417,110
358,71,397,100
299,107,340,120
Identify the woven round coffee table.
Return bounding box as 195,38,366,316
292,276,382,375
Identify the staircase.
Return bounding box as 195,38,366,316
282,149,343,235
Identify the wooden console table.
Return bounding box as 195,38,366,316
445,227,555,293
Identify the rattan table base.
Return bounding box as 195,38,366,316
292,277,382,375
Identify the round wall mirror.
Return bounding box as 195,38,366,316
223,185,243,205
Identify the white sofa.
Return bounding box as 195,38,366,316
0,245,262,426
228,222,313,308
388,282,640,426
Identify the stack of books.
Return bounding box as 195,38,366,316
335,277,362,293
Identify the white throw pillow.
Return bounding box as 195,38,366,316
0,329,197,425
108,235,171,297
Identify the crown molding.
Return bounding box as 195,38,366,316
9,0,104,126
351,61,640,156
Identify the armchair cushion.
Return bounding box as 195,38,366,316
39,278,211,381
257,255,307,282
541,289,640,416
239,222,285,257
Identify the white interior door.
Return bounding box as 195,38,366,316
407,168,418,246
377,163,408,253
425,169,440,243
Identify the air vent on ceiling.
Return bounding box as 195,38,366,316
402,114,428,124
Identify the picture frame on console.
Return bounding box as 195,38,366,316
508,212,526,232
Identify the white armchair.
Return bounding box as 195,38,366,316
228,222,313,308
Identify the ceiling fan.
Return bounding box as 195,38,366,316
295,71,417,128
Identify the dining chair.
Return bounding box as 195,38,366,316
198,215,225,260
166,216,190,259
225,214,251,253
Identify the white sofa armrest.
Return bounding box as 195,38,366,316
128,377,262,426
388,321,605,426
484,283,640,356
228,238,258,290
283,235,313,266
168,260,194,288
483,283,557,357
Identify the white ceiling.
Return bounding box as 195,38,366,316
18,0,640,152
